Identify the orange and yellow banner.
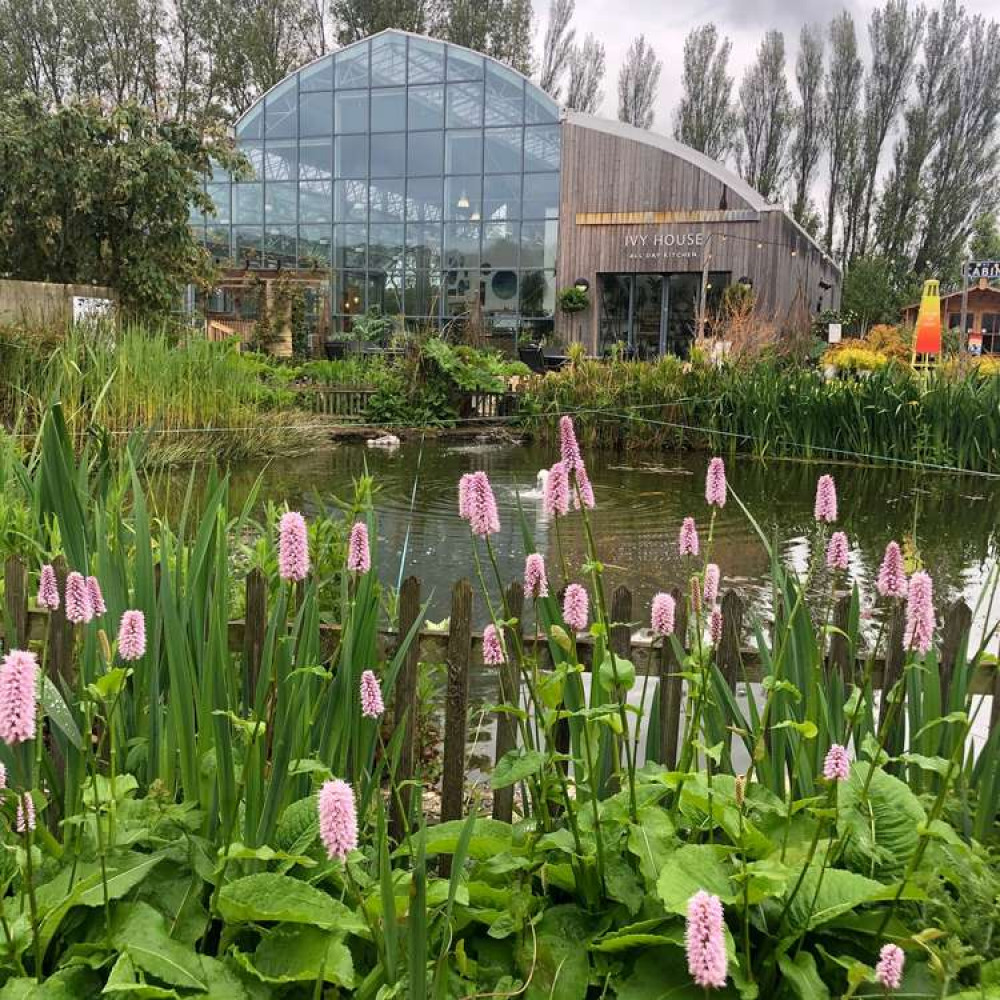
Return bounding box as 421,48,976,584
914,279,941,356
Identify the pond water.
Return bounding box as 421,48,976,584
215,437,1000,641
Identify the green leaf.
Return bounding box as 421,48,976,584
616,948,732,998
785,867,899,930
103,953,180,997
274,796,318,854
777,952,831,1000
235,925,354,986
517,905,594,1000
656,845,735,914
112,902,207,991
418,819,513,860
490,749,546,790
771,720,818,739
38,678,83,750
897,752,952,776
218,874,366,934
598,654,636,691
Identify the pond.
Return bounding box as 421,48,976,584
215,436,1000,641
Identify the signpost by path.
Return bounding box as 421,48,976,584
959,260,1000,353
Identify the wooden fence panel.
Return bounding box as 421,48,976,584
4,556,27,649
493,583,523,823
659,585,687,768
441,579,473,825
391,576,421,840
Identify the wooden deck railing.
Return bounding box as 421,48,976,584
294,383,521,423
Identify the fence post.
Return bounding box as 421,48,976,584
493,582,523,823
826,594,853,682
46,556,74,687
659,585,687,768
880,604,907,759
4,556,28,649
243,569,267,710
391,576,421,841
717,590,744,690
609,586,633,661
939,599,972,710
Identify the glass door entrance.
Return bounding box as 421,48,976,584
598,271,728,358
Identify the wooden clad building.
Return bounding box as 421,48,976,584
555,113,841,356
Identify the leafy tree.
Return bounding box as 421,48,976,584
790,25,825,228
538,0,574,99
672,24,736,160
738,30,792,202
0,97,243,316
617,34,660,130
970,212,1000,262
432,0,533,76
565,34,605,114
841,255,916,332
331,0,427,45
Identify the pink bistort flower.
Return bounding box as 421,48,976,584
37,565,59,611
278,512,310,582
0,650,38,746
317,779,358,861
64,571,93,624
16,792,35,834
875,943,905,991
572,462,596,510
679,517,700,557
814,474,838,523
686,890,727,989
87,576,106,617
563,583,589,633
709,606,723,646
877,541,907,600
542,461,570,518
703,564,720,606
461,471,500,537
524,553,549,599
360,670,385,718
823,743,851,781
559,415,583,471
483,624,506,665
826,531,849,571
117,610,147,662
458,473,474,520
651,592,676,637
705,458,727,508
904,570,934,655
347,521,371,574
0,763,5,788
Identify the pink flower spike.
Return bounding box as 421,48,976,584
904,570,935,654
826,531,850,572
690,575,702,618
875,943,905,991
464,471,500,537
16,792,35,834
679,517,700,557
0,763,5,789
65,571,93,624
117,610,147,662
0,650,39,746
814,474,838,523
877,541,907,600
823,743,851,781
483,624,506,665
542,461,570,518
360,670,385,718
37,565,59,611
651,592,676,637
317,779,358,861
705,457,727,508
87,576,106,617
347,522,371,574
686,890,727,989
709,606,723,646
563,583,589,633
278,511,310,582
572,462,596,510
559,415,583,471
458,473,474,520
703,564,720,606
524,554,549,599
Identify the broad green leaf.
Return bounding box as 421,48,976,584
39,678,82,750
491,749,546,790
112,902,207,991
785,867,901,930
235,925,354,986
516,905,595,1000
616,948,736,998
597,654,636,691
218,874,365,934
274,796,318,854
656,845,735,914
777,952,831,1000
103,953,180,998
418,819,513,860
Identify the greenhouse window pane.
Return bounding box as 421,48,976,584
234,184,263,224
484,64,523,126
340,270,367,313
404,271,442,315
520,220,558,269
336,42,369,88
264,141,297,180
484,128,521,173
523,125,561,171
369,178,406,222
265,182,297,224
407,132,443,177
206,183,231,223
446,82,483,128
483,174,520,221
264,225,297,265
445,131,482,174
300,181,332,223
521,171,559,218
300,55,333,91
334,224,367,268
335,179,368,222
371,88,406,131
407,177,443,221
484,269,519,311
243,142,265,179
447,46,483,81
444,222,480,269
444,270,480,316
335,91,368,133
483,221,519,268
444,175,481,220
336,135,369,178
299,139,332,180
408,85,444,130
405,223,442,270
371,33,407,86
369,223,404,272
520,269,556,316
265,78,297,138
371,133,405,177
524,86,560,124
299,225,332,265
408,37,444,83
236,104,263,140
300,91,332,137
235,226,263,264
206,225,231,260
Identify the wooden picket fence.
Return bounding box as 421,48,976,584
1,557,997,828
296,383,520,422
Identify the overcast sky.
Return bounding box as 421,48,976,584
532,0,999,136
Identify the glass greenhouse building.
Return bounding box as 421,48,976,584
195,29,839,356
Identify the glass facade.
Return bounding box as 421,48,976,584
191,30,561,337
